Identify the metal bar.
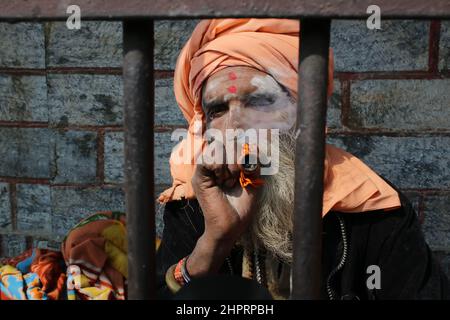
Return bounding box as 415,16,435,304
291,18,331,300
123,20,155,300
1,0,450,20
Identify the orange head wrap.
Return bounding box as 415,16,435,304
158,18,400,216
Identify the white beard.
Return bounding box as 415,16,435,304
239,130,296,264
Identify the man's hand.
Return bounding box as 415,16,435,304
187,141,261,277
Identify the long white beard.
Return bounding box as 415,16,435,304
239,130,296,264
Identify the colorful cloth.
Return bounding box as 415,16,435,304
0,249,33,268
23,272,49,300
31,249,66,300
1,211,161,300
61,211,128,300
0,249,66,300
0,265,27,300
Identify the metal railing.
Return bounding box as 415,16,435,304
1,0,449,300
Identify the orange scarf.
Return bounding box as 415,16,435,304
158,18,400,216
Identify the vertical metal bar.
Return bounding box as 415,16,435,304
123,20,155,300
291,18,331,300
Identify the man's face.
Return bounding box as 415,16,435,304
201,67,297,263
201,66,297,134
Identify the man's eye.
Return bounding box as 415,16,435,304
247,96,276,107
207,105,227,120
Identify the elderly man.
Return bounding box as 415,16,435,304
156,18,449,300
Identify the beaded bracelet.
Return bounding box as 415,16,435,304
173,255,192,286
173,257,186,286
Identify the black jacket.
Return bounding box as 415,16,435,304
156,178,450,300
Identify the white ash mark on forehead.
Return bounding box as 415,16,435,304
250,75,284,96
204,76,221,93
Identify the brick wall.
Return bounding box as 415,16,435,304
0,19,449,277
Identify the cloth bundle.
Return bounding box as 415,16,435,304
0,211,157,300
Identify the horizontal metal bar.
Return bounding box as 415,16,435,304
123,20,155,300
291,18,330,300
0,0,449,20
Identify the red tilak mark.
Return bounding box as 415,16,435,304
228,72,237,80
227,85,237,93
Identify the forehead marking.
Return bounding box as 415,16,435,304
250,75,282,95
227,85,237,94
228,72,237,80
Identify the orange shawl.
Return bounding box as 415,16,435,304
158,18,401,216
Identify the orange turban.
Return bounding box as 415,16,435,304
158,18,401,216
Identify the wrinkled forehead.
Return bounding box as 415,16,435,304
205,66,266,85
201,66,291,103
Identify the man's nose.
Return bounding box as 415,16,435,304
227,101,244,129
